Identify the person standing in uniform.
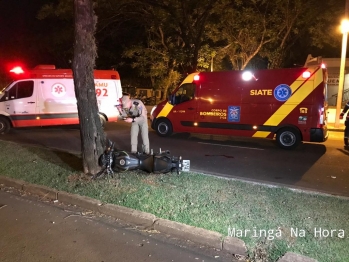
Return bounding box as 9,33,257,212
339,100,349,146
121,93,150,154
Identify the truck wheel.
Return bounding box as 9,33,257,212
276,127,301,149
0,117,11,134
155,118,173,137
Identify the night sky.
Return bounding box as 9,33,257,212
0,0,344,79
0,1,53,72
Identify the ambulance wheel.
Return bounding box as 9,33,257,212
0,117,11,134
155,119,173,137
276,127,300,149
99,115,106,127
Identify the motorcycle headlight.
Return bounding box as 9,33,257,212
150,105,157,116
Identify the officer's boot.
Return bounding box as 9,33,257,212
344,137,349,146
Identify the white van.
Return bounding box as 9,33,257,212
0,65,123,133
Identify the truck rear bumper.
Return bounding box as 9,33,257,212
310,127,328,142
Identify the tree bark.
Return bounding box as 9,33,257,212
73,0,106,175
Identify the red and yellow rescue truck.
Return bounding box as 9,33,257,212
150,65,329,149
0,65,123,133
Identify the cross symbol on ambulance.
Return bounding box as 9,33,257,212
277,87,289,98
55,85,63,94
52,83,66,97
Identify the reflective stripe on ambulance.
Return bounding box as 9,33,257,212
157,102,174,118
156,73,199,118
155,69,324,135
252,67,323,138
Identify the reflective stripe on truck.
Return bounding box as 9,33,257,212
252,67,322,138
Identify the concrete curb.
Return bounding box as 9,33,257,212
0,176,26,190
57,191,102,211
277,252,318,262
0,175,318,262
23,183,59,200
98,203,156,228
222,236,247,256
328,128,345,132
154,218,225,251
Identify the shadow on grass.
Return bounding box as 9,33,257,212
26,146,83,172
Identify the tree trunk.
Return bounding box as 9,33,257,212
160,69,180,101
73,0,106,175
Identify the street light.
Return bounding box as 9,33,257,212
335,19,349,128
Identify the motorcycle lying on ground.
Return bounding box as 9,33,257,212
93,140,190,179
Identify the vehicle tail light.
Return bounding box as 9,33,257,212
318,107,325,128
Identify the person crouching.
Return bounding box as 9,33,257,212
121,93,150,154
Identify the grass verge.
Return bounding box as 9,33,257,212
0,140,348,262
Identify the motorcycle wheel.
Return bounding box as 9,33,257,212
99,114,106,127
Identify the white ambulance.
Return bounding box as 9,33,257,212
0,65,123,134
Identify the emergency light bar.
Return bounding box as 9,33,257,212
242,71,253,81
193,75,200,81
10,66,24,74
302,71,311,78
33,65,56,70
302,64,326,79
242,71,258,81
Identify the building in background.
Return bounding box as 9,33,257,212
305,54,349,124
322,58,349,106
305,54,349,106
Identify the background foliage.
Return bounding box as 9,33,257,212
0,0,345,91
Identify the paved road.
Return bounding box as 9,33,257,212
1,121,349,197
0,188,236,262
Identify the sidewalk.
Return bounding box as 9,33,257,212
327,122,345,132
0,176,320,262
326,107,346,132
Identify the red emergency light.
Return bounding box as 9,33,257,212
242,71,258,81
10,66,24,74
302,71,311,78
193,74,200,81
